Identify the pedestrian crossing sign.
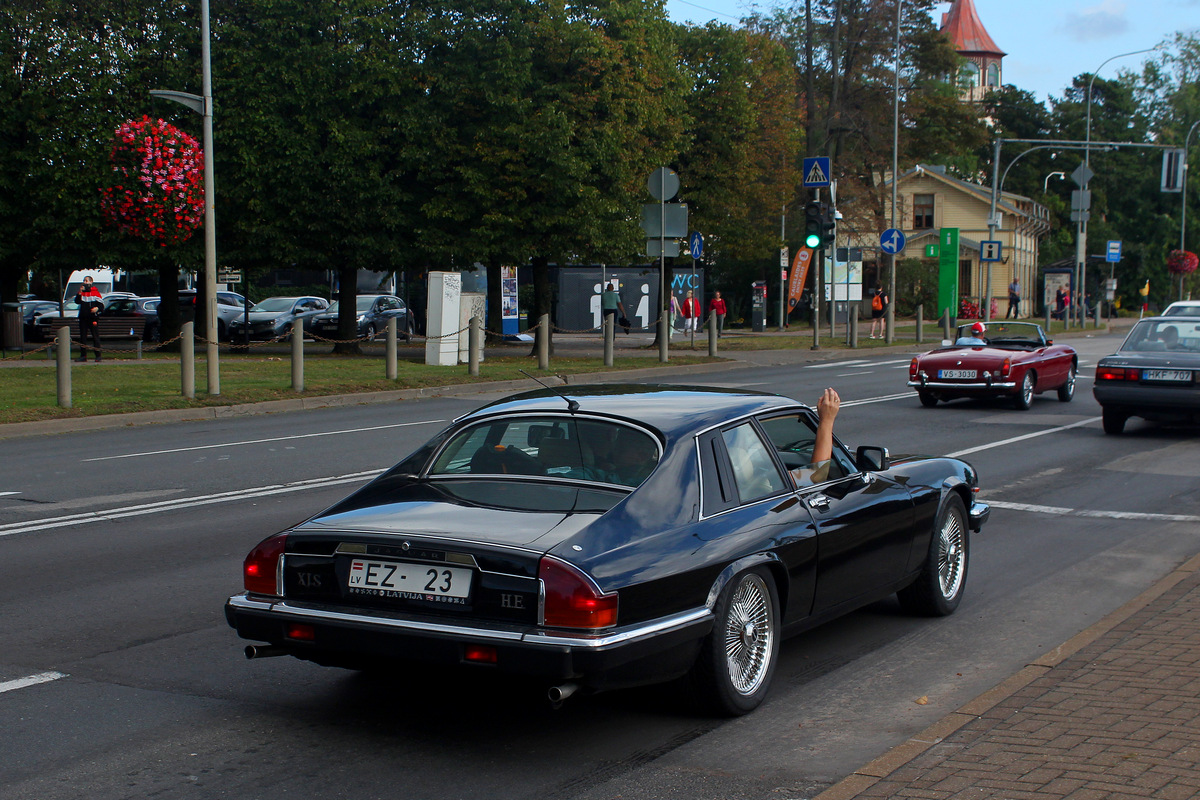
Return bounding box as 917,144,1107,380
803,157,831,188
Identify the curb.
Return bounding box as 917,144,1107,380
813,549,1200,800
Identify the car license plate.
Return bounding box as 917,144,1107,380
1143,369,1191,383
938,369,977,379
347,559,472,599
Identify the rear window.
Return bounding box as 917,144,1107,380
430,416,660,488
1120,320,1200,354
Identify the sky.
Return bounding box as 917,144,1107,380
665,0,1199,105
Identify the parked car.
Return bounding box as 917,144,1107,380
1161,301,1200,317
227,296,329,341
100,296,163,341
226,385,989,715
1093,316,1200,434
309,294,413,341
908,321,1077,409
19,300,60,342
178,289,249,340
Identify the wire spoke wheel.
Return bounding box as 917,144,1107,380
723,573,774,696
937,509,966,600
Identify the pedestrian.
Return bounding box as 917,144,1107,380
1006,277,1021,318
868,286,888,339
75,275,104,362
1054,286,1066,320
600,282,625,333
708,291,727,337
669,293,681,336
681,289,701,335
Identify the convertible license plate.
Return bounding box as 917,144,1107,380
938,369,977,380
1143,369,1192,383
347,559,473,599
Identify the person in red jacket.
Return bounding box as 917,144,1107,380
708,291,727,337
680,289,701,335
75,276,104,362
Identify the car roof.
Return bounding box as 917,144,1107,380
461,384,803,440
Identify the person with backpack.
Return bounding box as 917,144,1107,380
868,286,888,339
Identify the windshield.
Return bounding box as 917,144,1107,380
250,297,299,313
1120,319,1200,354
430,415,660,489
324,297,375,315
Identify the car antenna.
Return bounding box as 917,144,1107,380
519,370,579,412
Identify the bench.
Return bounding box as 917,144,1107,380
49,317,147,340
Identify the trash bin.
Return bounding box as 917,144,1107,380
2,304,22,351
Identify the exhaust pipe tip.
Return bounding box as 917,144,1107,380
245,644,289,660
547,682,579,706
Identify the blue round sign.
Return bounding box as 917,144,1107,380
689,231,704,260
880,228,906,255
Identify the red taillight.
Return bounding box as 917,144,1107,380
1001,357,1012,378
539,557,618,629
1097,366,1139,381
464,644,498,664
243,533,287,596
909,357,918,378
286,623,315,641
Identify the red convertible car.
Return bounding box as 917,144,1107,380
908,321,1077,410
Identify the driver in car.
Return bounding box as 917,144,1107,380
788,388,840,486
955,321,988,346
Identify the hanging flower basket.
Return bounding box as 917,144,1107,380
99,116,204,246
1166,250,1198,275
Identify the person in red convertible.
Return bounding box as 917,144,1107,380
955,322,987,346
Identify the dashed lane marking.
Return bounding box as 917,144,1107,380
81,419,445,462
0,671,67,695
985,500,1200,524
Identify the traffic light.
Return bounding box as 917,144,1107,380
820,205,837,246
804,201,824,249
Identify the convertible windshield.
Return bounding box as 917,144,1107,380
430,415,660,488
956,322,1045,348
1119,319,1200,353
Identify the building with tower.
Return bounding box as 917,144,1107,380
940,0,1005,101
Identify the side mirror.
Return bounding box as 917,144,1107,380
1045,338,1053,345
855,445,890,472
941,338,953,347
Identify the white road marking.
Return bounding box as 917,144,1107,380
947,417,1101,457
843,393,914,406
0,471,382,538
0,671,66,694
81,419,446,462
985,500,1200,524
0,492,20,497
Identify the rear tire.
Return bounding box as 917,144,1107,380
918,392,938,408
1102,408,1127,435
1013,371,1035,410
898,495,968,616
687,567,780,716
1057,365,1076,402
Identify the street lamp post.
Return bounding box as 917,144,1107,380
1043,171,1066,193
150,0,218,396
887,0,900,344
1077,47,1157,329
1179,119,1200,300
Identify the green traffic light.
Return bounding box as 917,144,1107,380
805,233,821,248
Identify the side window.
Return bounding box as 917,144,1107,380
720,423,787,503
759,412,853,484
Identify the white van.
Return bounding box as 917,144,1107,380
63,268,119,303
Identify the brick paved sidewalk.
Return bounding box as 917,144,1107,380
818,553,1200,800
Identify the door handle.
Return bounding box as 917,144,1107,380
807,494,830,510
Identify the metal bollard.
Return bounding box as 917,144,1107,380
136,340,143,360
708,313,717,357
1045,304,1052,331
181,321,195,399
659,318,668,363
386,318,397,380
850,305,859,348
292,318,304,391
468,316,481,377
603,314,613,367
916,303,924,344
942,309,952,341
537,314,549,370
56,326,71,408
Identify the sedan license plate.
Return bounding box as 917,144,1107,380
1143,369,1191,383
348,559,472,599
938,369,977,380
